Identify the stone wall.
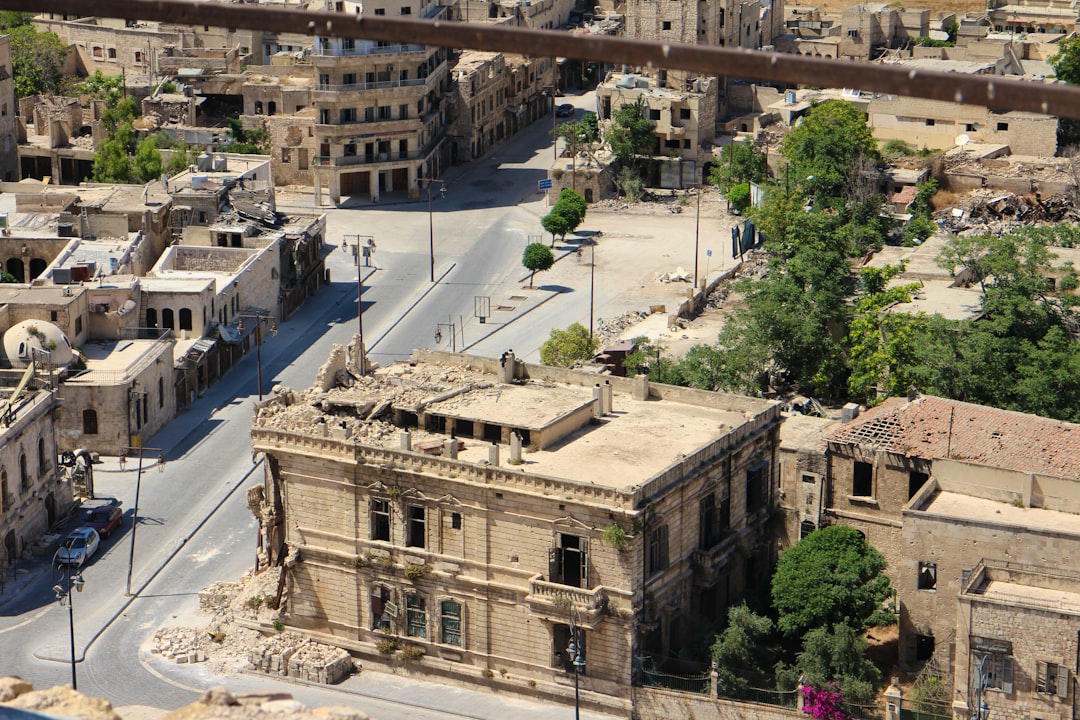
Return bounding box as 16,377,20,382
632,686,802,720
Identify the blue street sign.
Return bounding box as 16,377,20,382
538,179,553,190
706,249,713,257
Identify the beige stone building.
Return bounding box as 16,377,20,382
251,348,781,713
777,393,1080,675
448,51,509,162
0,378,70,573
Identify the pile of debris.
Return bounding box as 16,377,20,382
935,190,1079,234
149,569,360,684
594,309,654,347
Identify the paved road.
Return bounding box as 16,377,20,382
0,94,617,720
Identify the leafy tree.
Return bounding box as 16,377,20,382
0,270,18,283
771,525,894,639
726,182,751,213
1050,36,1080,84
614,166,644,202
709,142,768,191
220,117,269,154
522,242,554,288
580,111,599,143
622,336,681,384
92,138,132,183
710,604,774,696
604,96,654,169
783,624,881,705
133,136,164,182
0,11,32,29
557,119,595,163
781,100,878,200
554,188,587,232
540,323,598,367
540,209,571,246
78,70,124,104
9,24,70,98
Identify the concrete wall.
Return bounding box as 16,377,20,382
632,686,801,720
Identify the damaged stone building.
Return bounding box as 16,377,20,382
250,347,781,713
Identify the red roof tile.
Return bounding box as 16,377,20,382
827,395,1080,480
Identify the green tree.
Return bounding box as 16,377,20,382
726,182,751,213
554,188,587,232
1050,36,1080,84
220,117,269,154
133,136,164,182
92,138,132,183
709,142,768,191
540,323,598,367
710,604,774,696
9,24,70,98
614,166,644,202
77,70,124,104
604,96,654,169
771,525,894,639
522,242,554,288
781,100,878,200
0,11,32,29
540,209,571,246
778,623,881,705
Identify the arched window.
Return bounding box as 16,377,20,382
162,308,175,330
268,101,277,116
37,437,46,474
19,453,28,491
146,308,158,328
0,470,8,511
179,308,193,331
159,377,165,408
83,409,99,435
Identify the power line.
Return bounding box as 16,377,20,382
17,0,1080,118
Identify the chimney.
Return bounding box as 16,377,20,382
488,443,500,466
501,350,516,383
510,432,523,463
401,430,412,451
633,373,649,401
592,384,603,419
444,438,459,460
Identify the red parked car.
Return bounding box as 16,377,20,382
84,504,123,538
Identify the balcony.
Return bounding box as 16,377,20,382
312,134,444,168
315,117,416,137
526,574,608,625
312,65,445,100
313,42,428,58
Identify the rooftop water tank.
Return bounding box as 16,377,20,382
191,174,208,190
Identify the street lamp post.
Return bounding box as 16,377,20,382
236,313,278,401
694,184,702,289
421,177,447,283
566,609,586,720
342,235,375,346
589,239,596,343
53,565,85,689
125,446,164,597
971,655,992,720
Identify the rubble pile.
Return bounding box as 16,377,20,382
593,310,654,347
935,189,1079,234
150,569,358,684
944,151,1076,184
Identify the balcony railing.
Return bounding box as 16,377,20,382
312,133,444,167
314,76,431,94
313,42,427,57
526,574,608,619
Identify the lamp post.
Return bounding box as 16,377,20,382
421,177,447,283
693,184,702,289
235,313,278,401
342,235,374,345
125,446,164,597
53,565,85,689
588,239,596,343
566,609,586,720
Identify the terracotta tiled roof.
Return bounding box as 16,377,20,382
827,395,1080,480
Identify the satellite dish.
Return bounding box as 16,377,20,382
956,133,971,147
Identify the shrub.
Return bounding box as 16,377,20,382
401,646,424,662
601,522,629,550
376,638,398,655
404,562,430,581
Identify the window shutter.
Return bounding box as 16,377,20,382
1037,661,1049,693
548,547,562,583
581,539,590,588
1057,667,1069,698
1002,658,1014,694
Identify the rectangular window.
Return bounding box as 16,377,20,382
372,586,392,630
401,5,411,13
975,654,1014,693
917,561,937,590
406,505,425,547
746,462,767,513
371,499,390,541
800,520,816,538
661,20,672,30
549,534,587,588
340,108,356,123
1036,661,1069,697
648,109,661,121
680,108,691,119
698,493,718,549
647,525,669,575
440,600,462,646
378,105,391,120
399,103,408,119
406,594,426,638
853,461,873,497
996,122,1009,131
451,512,462,529
925,118,936,126
908,471,929,499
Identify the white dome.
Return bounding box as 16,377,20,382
4,320,74,367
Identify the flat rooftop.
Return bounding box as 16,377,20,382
919,490,1080,537
256,357,763,490
69,339,163,384
979,579,1080,614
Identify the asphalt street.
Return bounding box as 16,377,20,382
0,92,617,720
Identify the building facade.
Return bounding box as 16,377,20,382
251,348,781,713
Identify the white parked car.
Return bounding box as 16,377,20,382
57,527,100,567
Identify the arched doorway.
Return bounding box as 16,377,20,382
3,530,16,568
146,308,158,328
29,258,46,280
45,492,56,527
5,258,24,283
